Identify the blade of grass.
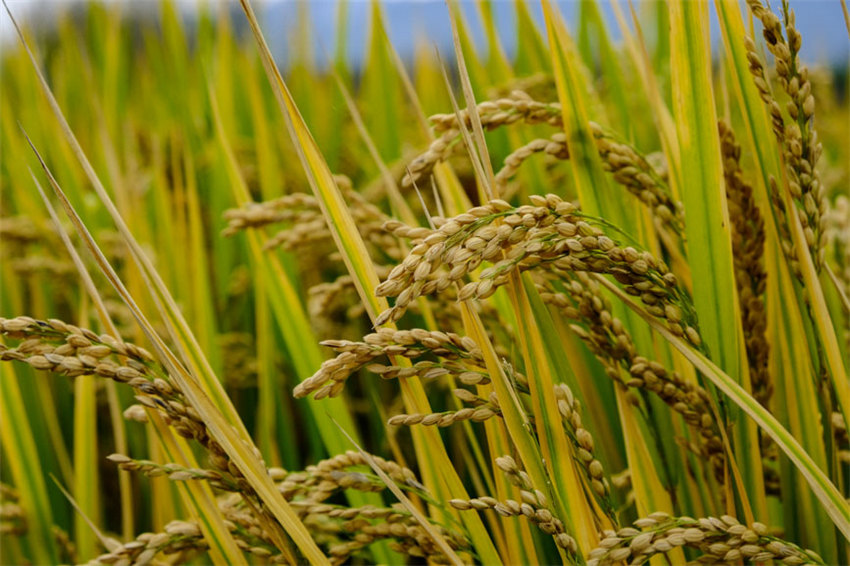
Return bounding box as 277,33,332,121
359,1,403,164
476,0,512,81
0,364,58,565
180,147,221,375
826,264,850,314
513,0,550,74
436,53,493,205
446,1,497,195
332,71,417,226
384,24,432,137
253,275,287,468
578,0,633,139
613,384,677,521
383,30,472,217
444,2,487,95
50,477,119,553
541,0,622,223
609,0,682,199
72,368,100,560
668,0,766,518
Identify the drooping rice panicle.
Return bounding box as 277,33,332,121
88,521,212,566
552,384,612,506
52,526,77,565
451,454,579,555
745,0,827,272
0,216,43,246
586,513,824,566
401,95,566,189
89,501,302,566
387,392,500,428
0,317,279,529
387,379,616,520
324,520,470,566
8,256,75,278
107,445,468,565
293,328,482,399
719,120,771,407
374,195,701,348
274,451,420,502
538,274,725,482
493,130,682,235
0,485,25,537
223,186,402,262
451,495,577,554
222,193,321,236
217,333,259,388
106,454,240,492
404,94,682,234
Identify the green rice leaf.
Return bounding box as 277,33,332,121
668,0,766,518
0,365,58,565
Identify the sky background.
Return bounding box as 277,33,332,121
1,0,848,68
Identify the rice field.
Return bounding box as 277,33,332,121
0,0,848,564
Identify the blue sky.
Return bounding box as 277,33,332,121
261,0,848,69
2,0,848,68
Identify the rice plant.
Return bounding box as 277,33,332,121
1,0,848,564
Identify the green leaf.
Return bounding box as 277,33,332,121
0,365,58,565
669,0,766,519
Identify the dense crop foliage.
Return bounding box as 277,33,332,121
0,1,848,564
